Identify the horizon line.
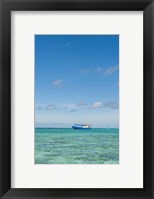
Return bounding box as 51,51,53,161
35,127,119,129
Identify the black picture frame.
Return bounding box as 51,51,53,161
0,0,154,198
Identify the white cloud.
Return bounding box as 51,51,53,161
35,106,43,111
90,101,103,109
80,66,119,76
104,101,119,110
52,79,63,87
104,66,118,75
35,109,119,128
63,104,76,109
77,101,87,107
36,101,118,112
70,109,77,112
45,104,57,110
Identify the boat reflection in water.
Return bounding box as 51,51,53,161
72,124,91,130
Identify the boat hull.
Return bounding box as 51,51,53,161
72,125,91,130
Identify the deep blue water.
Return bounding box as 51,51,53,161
35,128,119,164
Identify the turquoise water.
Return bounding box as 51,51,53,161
35,128,119,164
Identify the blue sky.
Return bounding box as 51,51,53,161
35,35,119,128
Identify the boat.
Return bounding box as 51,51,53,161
72,124,91,130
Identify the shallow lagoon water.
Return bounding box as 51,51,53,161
35,128,119,164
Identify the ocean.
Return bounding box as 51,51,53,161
35,128,119,164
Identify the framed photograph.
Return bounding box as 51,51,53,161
35,34,119,165
0,0,153,198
